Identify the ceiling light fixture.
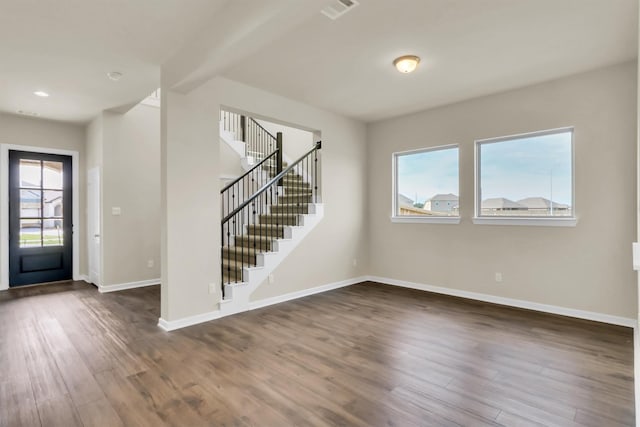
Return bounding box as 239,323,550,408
393,55,420,74
33,91,49,97
107,71,123,81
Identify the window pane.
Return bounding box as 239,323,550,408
43,161,63,190
43,219,64,246
20,189,41,218
20,159,41,188
43,190,63,218
396,146,459,217
478,130,573,217
20,219,41,248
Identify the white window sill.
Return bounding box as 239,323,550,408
391,216,461,224
472,217,578,227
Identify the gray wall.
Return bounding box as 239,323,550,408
367,61,637,319
102,105,161,285
87,104,161,287
255,118,315,162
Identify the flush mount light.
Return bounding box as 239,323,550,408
107,71,123,81
393,55,420,73
33,91,49,97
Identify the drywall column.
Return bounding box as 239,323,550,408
160,85,220,322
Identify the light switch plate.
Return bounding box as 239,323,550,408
112,207,121,216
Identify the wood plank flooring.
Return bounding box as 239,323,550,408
0,281,634,426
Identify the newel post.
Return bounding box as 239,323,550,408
276,132,283,186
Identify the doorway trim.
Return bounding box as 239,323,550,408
87,167,102,288
0,144,80,290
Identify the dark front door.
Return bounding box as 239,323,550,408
9,150,72,286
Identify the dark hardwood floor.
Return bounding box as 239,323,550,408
0,281,634,426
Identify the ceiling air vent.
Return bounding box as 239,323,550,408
321,0,359,20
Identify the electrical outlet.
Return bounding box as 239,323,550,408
268,274,275,284
495,272,503,283
147,259,154,268
208,283,216,294
352,259,357,267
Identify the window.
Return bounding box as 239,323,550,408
392,145,460,223
475,128,575,226
18,159,65,247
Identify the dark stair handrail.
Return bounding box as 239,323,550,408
220,141,322,297
223,141,321,224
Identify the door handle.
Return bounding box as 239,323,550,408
94,234,100,237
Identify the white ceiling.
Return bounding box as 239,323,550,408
222,0,639,122
0,0,230,123
1,0,637,124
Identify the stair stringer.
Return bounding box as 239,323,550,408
219,126,245,155
219,203,324,316
219,121,261,171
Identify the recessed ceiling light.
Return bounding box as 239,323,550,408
33,91,49,97
107,71,123,81
393,55,420,74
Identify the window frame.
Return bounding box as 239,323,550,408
473,127,577,227
391,144,461,224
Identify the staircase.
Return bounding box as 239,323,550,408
219,110,323,315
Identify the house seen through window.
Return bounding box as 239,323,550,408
19,159,64,247
394,145,459,217
476,128,573,218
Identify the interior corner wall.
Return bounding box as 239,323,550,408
0,112,87,280
160,75,368,321
100,104,161,286
219,140,244,179
367,61,638,319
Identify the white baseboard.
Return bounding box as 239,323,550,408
158,310,223,332
633,324,640,426
156,274,636,331
366,276,637,328
78,274,98,291
157,276,366,332
248,276,367,311
99,278,160,293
